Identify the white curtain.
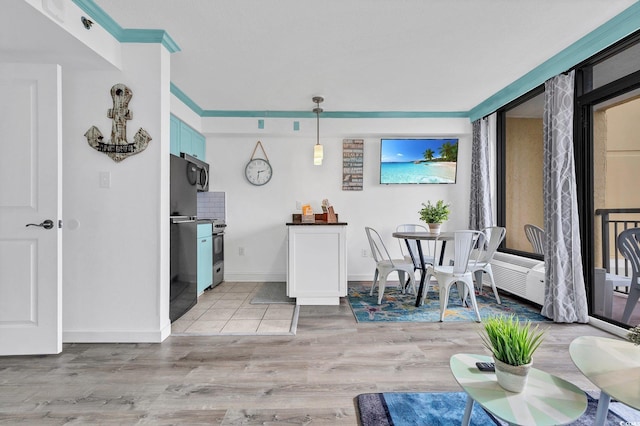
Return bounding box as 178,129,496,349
469,117,493,231
540,70,589,323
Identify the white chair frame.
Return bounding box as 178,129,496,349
618,228,640,324
524,224,545,255
470,226,506,304
365,226,417,304
420,230,484,322
395,224,435,289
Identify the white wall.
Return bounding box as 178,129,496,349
62,43,171,343
21,0,474,344
200,117,473,281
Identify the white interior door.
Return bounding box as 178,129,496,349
0,63,62,355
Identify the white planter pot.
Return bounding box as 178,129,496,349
494,358,532,393
428,223,442,234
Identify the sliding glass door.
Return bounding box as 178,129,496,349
576,35,640,327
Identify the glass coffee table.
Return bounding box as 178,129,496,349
450,354,587,425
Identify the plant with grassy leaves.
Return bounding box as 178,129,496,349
479,314,546,366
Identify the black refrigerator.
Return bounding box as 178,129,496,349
169,154,198,322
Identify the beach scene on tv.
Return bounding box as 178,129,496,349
380,138,458,184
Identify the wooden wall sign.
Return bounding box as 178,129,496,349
342,139,363,191
84,83,152,162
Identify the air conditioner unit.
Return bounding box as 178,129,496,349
525,263,545,305
483,252,544,305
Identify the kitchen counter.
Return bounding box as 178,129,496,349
286,221,348,226
287,213,347,226
286,222,347,305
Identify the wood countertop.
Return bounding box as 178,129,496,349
287,213,347,225
286,221,348,226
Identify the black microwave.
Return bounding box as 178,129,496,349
181,153,209,192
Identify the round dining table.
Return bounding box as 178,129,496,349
392,231,454,307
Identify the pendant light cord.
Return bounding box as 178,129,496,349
312,96,323,145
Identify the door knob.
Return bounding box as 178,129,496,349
25,219,54,230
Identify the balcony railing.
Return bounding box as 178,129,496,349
595,208,640,291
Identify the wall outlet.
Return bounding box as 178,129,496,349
296,201,302,210
239,247,245,256
361,249,368,257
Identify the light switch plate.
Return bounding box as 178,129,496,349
99,171,111,189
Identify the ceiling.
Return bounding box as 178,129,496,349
1,1,116,71
7,0,640,114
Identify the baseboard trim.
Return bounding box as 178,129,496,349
588,316,628,338
63,328,169,343
224,274,375,282
224,273,286,282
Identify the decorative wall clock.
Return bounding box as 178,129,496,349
245,141,272,186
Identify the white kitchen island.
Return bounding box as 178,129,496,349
286,220,348,305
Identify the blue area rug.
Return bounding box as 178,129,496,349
356,391,636,426
348,282,549,322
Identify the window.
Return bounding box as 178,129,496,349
494,30,640,326
497,88,545,258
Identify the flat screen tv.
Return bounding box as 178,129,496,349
380,138,458,184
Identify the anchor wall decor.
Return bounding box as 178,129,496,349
85,83,152,162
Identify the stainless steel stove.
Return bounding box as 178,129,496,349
211,219,227,234
209,220,225,287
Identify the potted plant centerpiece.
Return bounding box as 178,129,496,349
418,200,450,234
479,314,546,393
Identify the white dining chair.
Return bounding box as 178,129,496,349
365,227,417,304
396,224,435,288
420,230,484,322
524,224,545,255
469,226,506,304
619,228,640,324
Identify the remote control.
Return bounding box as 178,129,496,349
476,362,495,372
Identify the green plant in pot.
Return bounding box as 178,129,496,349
479,314,546,393
418,200,450,234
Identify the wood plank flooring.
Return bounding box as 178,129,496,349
0,282,621,425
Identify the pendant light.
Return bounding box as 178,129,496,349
312,96,324,165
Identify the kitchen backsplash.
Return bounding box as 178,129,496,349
197,191,226,220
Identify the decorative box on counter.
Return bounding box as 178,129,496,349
301,204,315,223
292,213,339,223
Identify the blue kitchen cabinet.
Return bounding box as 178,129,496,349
179,121,193,156
170,115,206,159
170,115,181,155
197,223,213,294
191,131,206,160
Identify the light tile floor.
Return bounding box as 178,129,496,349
171,282,299,336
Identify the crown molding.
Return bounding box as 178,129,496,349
469,2,640,121
170,83,204,116
200,110,469,119
74,0,640,122
72,0,122,36
120,29,180,53
72,0,180,52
